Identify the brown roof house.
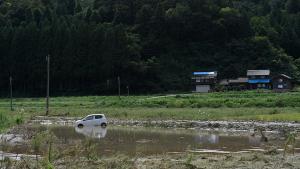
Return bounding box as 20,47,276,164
218,78,248,91
228,77,249,90
272,74,293,92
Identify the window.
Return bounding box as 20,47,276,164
95,115,103,119
278,84,283,89
85,116,93,121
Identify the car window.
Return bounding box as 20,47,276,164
85,116,94,121
95,115,103,119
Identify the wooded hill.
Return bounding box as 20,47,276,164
0,0,299,96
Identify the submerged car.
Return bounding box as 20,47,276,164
75,114,107,128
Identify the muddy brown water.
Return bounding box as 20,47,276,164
4,125,300,156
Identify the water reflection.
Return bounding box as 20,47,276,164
195,133,264,147
5,125,300,157
195,134,219,144
248,135,262,146
75,126,107,139
46,126,300,156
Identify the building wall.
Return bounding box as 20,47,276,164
249,83,271,89
195,85,211,93
272,77,292,91
247,75,271,89
248,75,269,79
228,83,248,91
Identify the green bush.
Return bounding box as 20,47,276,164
269,109,280,115
275,100,285,107
15,117,23,125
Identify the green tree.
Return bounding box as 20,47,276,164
286,0,300,14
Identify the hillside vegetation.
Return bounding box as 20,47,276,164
0,0,300,96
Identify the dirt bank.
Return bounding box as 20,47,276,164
15,151,300,169
134,152,300,169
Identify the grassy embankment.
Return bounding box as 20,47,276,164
0,90,300,127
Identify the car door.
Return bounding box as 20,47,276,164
94,115,103,126
83,115,94,126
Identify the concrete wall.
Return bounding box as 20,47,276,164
195,85,210,93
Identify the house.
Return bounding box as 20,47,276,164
247,70,271,89
218,78,248,91
272,74,293,92
219,79,229,86
192,71,217,93
228,77,248,90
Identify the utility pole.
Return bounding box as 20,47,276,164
9,76,13,111
46,55,50,116
127,85,129,96
118,76,121,99
107,79,110,89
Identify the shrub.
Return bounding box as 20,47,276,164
15,116,24,125
269,109,280,115
275,100,285,107
225,100,239,108
175,95,182,98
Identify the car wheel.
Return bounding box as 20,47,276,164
78,124,84,128
101,123,107,128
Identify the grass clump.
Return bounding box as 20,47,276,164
284,133,297,157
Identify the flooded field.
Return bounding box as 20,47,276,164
57,126,300,154
4,125,300,157
1,124,300,169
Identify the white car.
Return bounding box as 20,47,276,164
75,114,107,128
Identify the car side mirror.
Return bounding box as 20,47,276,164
83,119,86,121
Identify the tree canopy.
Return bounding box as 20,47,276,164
0,0,299,96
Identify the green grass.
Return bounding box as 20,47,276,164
0,110,25,132
2,90,300,108
48,107,300,121
0,90,300,126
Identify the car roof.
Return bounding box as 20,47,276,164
86,114,105,116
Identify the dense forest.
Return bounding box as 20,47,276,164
0,0,299,96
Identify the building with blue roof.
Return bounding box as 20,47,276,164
192,71,218,92
192,69,294,92
247,70,271,89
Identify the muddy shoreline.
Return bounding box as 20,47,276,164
31,116,300,133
